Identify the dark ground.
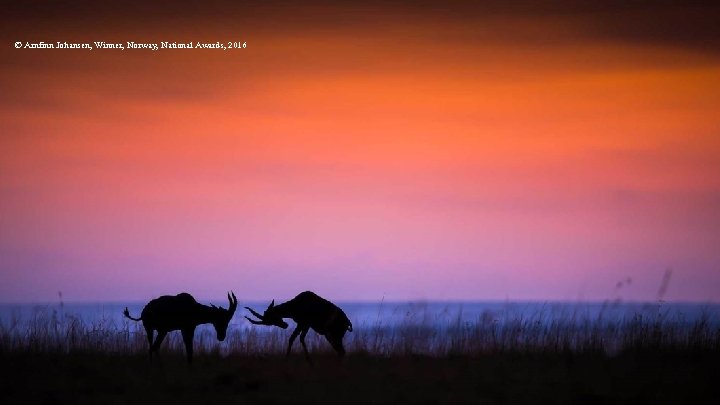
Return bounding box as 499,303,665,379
1,351,718,404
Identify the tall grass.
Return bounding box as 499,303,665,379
1,302,718,357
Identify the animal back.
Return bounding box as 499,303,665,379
140,293,199,327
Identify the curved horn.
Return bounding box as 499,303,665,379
244,316,265,325
245,306,265,321
227,291,238,313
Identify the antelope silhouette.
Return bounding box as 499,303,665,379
123,292,237,364
245,291,353,362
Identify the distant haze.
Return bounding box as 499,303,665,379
1,1,719,303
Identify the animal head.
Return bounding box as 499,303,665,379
244,300,289,329
211,292,238,341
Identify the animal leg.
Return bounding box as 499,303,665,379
299,327,313,363
145,326,155,361
151,330,168,359
326,333,346,357
181,328,194,364
286,326,301,359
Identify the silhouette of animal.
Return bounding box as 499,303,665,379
123,292,237,364
245,291,353,362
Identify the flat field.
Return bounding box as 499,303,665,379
2,350,718,405
2,304,718,404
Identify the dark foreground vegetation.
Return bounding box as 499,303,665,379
1,305,718,404
2,350,718,404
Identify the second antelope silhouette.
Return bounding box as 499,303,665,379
245,291,353,362
123,292,237,364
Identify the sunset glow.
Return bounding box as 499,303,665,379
2,1,719,302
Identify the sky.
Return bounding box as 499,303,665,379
1,1,719,303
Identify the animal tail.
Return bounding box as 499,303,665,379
123,307,142,321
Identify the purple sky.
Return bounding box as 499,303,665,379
1,1,719,303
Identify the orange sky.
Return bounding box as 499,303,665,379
1,1,719,302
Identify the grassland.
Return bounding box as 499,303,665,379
1,304,718,404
